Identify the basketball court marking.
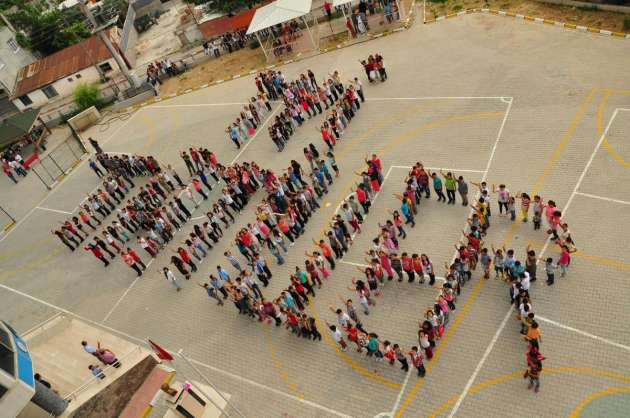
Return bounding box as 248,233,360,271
444,106,621,418
0,280,356,418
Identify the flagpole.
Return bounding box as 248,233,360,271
147,340,236,417
178,349,246,418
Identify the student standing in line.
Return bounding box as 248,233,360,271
428,171,446,202
163,267,181,291
326,323,347,352
441,170,457,204
122,251,143,276
84,244,110,266
409,346,426,377
198,282,224,306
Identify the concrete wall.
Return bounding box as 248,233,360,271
132,0,164,18
68,106,101,132
12,59,119,112
0,27,36,95
536,0,630,13
120,5,139,67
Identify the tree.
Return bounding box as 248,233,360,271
7,3,91,55
186,0,255,14
73,83,102,111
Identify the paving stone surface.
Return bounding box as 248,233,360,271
1,9,629,418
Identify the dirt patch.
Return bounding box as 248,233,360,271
159,48,267,96
426,0,630,32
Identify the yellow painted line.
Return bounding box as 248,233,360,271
612,32,626,37
396,89,597,416
565,23,577,29
3,220,16,232
528,88,597,202
0,248,62,283
543,19,555,25
395,279,488,417
308,298,402,389
596,89,630,169
0,240,49,262
524,15,535,21
527,239,630,271
430,368,630,417
569,385,630,417
262,326,307,396
587,27,600,33
380,112,504,155
308,108,501,387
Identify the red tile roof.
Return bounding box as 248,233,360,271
198,7,260,39
198,16,232,39
13,32,114,98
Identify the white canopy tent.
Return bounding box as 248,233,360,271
246,0,317,61
331,0,403,31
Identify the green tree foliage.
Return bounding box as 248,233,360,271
7,2,91,55
73,83,102,111
184,0,254,14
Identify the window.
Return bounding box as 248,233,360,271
67,77,73,82
18,95,32,106
6,38,19,53
99,62,113,72
41,85,58,99
0,328,15,378
76,73,82,79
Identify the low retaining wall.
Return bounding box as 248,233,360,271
536,0,630,14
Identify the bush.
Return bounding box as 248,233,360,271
73,83,102,111
453,4,463,11
249,38,260,49
624,16,630,31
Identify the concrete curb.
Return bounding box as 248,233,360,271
424,7,630,40
119,0,418,114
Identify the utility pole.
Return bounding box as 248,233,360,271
78,0,138,89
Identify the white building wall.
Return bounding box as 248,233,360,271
12,58,119,111
0,27,36,95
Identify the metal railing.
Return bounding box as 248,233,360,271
63,345,144,402
30,134,88,190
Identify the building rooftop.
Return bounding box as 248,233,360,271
13,30,115,98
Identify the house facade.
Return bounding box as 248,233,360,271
11,28,128,112
0,26,36,118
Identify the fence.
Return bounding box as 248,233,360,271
0,205,16,233
30,133,88,190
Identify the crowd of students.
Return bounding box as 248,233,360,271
252,68,366,152
161,159,273,291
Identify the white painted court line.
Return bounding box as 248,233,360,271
447,106,618,418
146,102,248,109
536,315,630,353
230,105,282,165
390,165,485,173
574,191,630,206
189,358,355,418
0,281,356,418
430,98,515,418
389,369,412,417
35,206,73,215
102,259,154,323
338,260,369,268
366,96,513,101
447,307,512,418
